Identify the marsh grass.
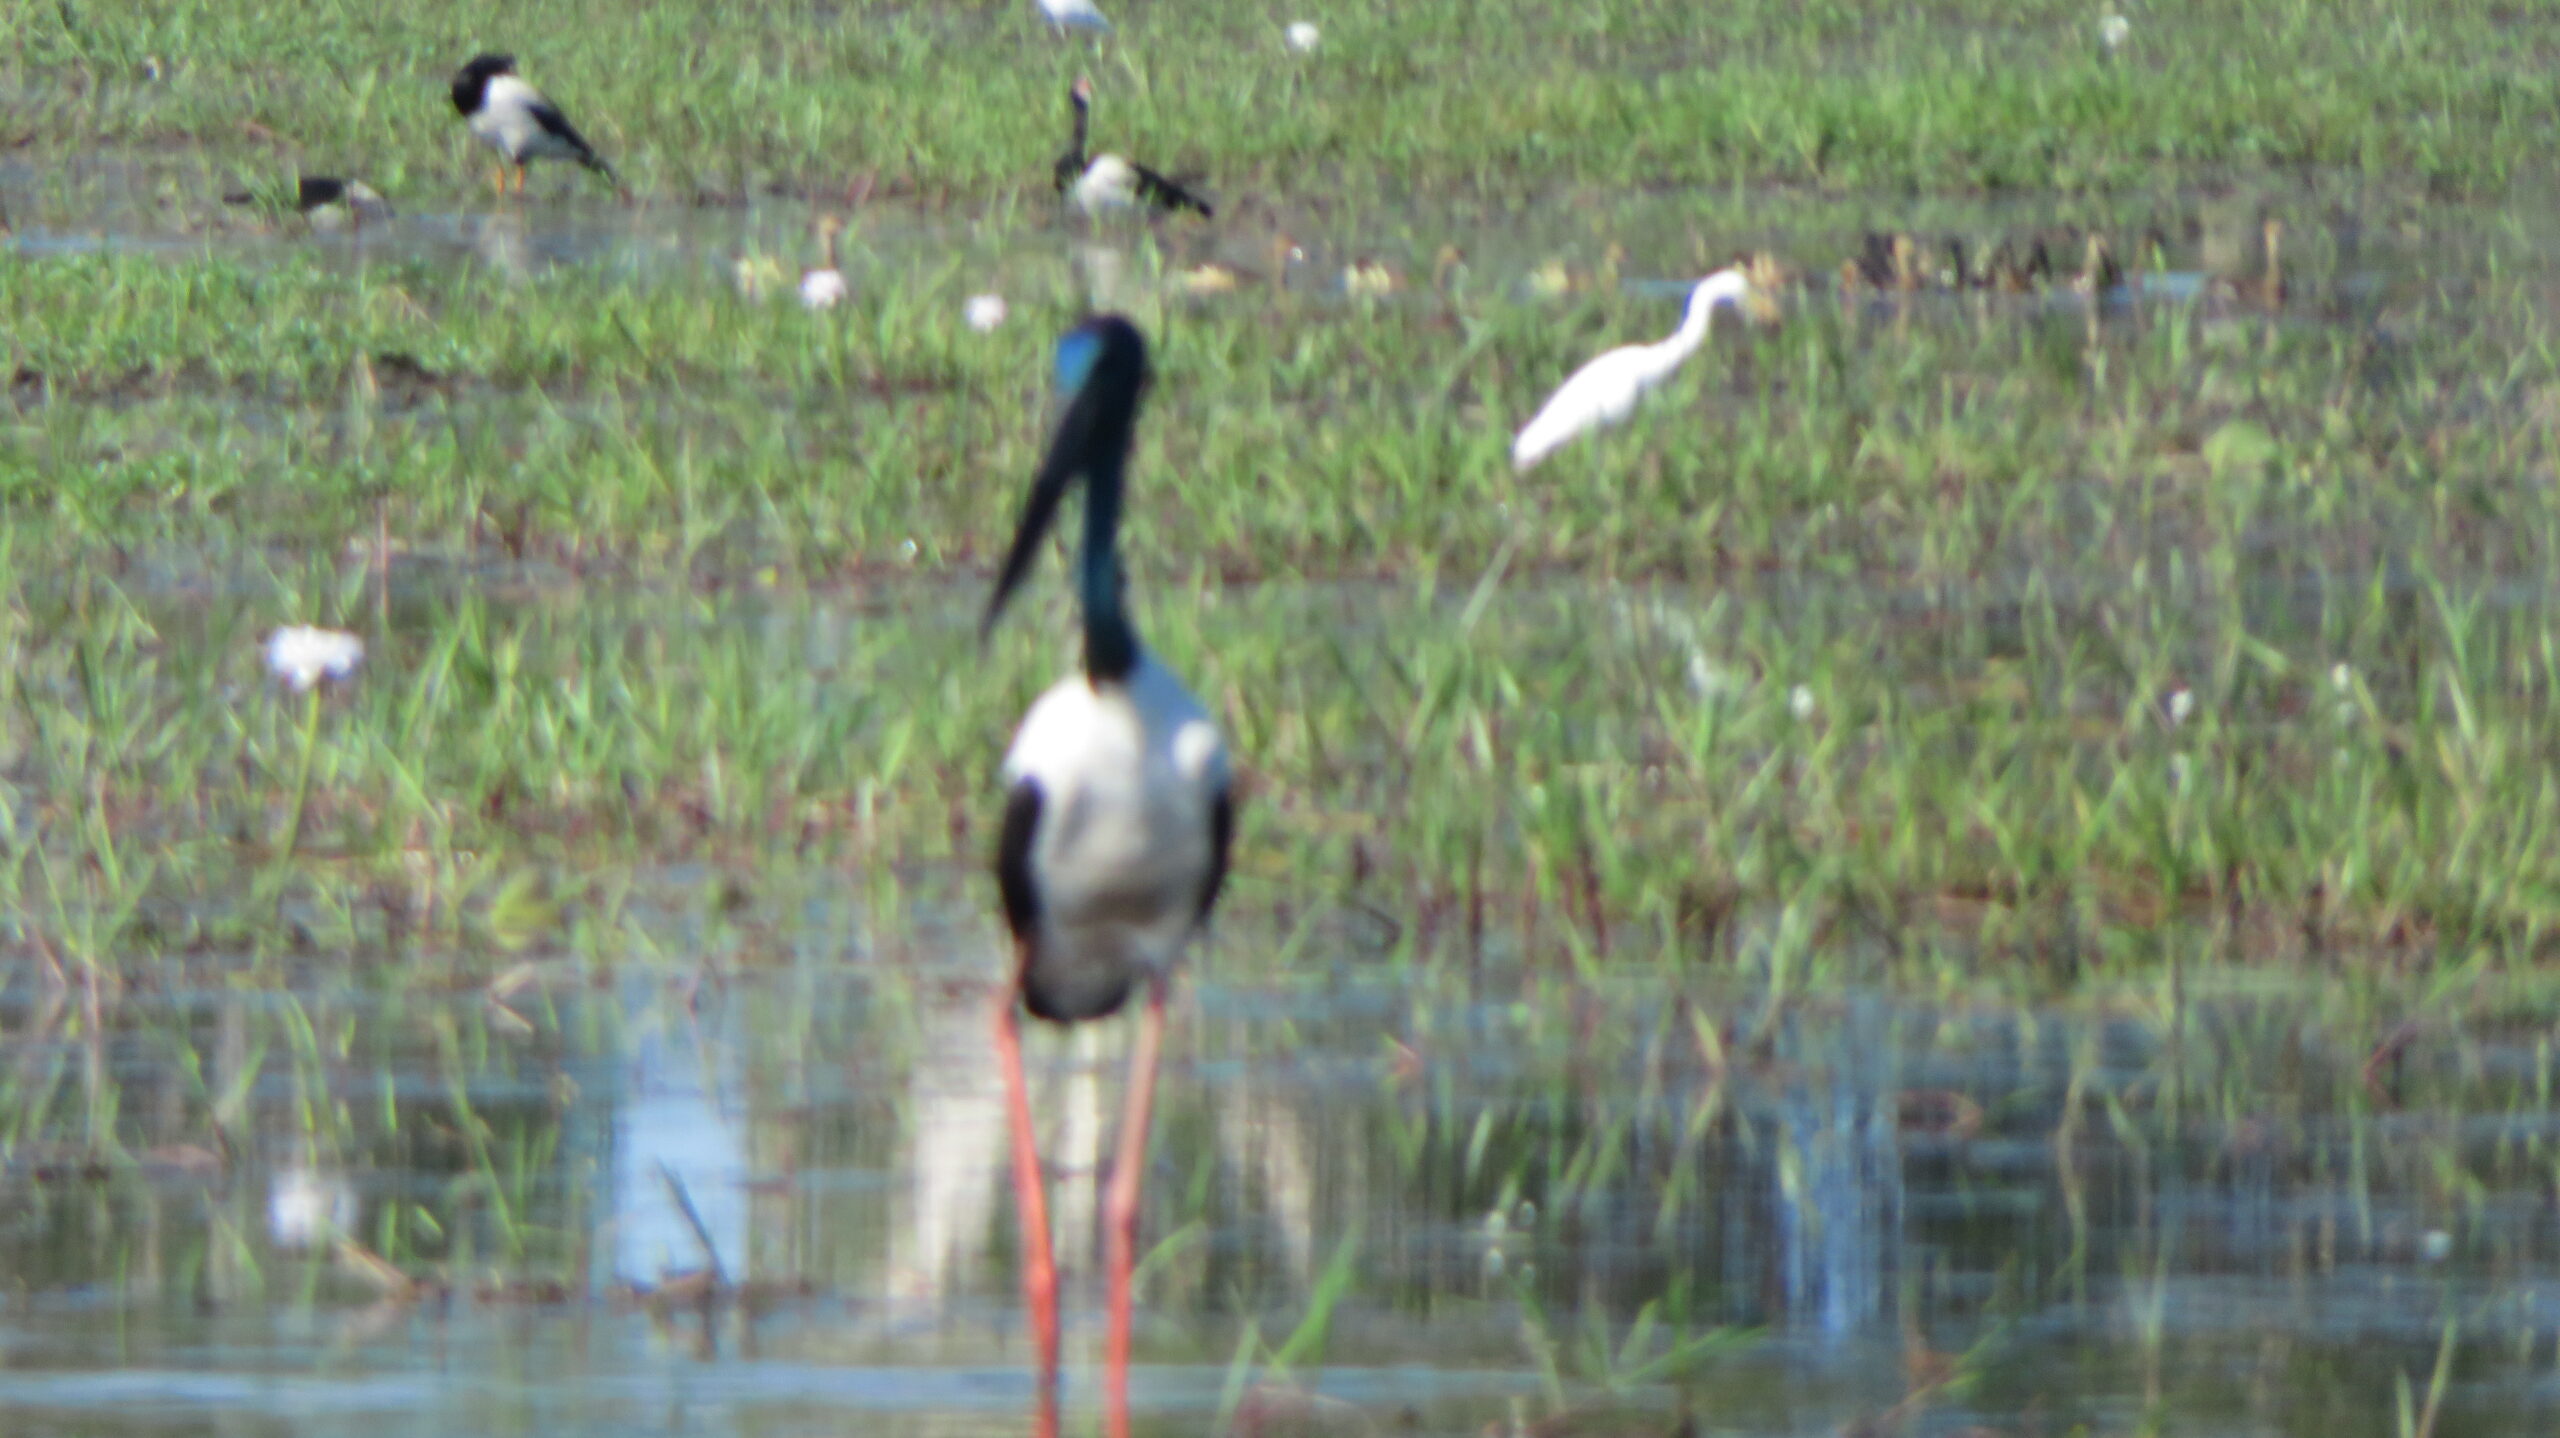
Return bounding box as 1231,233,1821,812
6,189,2560,988
0,911,2554,1430
6,0,2557,201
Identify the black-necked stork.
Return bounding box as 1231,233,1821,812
982,314,1232,1438
1510,267,1755,472
1052,77,1215,220
449,53,618,198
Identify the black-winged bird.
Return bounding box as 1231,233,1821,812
983,314,1233,1438
1052,77,1214,219
449,53,618,197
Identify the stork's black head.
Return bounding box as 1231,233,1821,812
1070,74,1094,112
450,53,517,116
1051,313,1146,409
982,315,1151,646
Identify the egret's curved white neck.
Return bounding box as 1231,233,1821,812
1660,279,1744,360
1618,274,1744,393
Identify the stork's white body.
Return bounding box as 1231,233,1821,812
468,76,586,166
1065,155,1141,216
1510,268,1753,472
1001,655,1228,1021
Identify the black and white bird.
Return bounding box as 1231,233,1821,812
221,175,395,230
1052,76,1213,219
983,314,1232,1437
448,53,618,197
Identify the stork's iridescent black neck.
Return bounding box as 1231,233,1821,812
1052,77,1093,195
983,314,1150,685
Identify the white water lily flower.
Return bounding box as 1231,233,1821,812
1285,21,1320,51
265,626,364,692
965,293,1009,332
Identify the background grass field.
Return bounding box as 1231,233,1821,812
5,0,2560,994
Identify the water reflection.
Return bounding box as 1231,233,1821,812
0,969,2552,1436
267,1166,359,1251
612,992,748,1284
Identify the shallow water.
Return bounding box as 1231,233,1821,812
2,953,2555,1436
0,147,2490,312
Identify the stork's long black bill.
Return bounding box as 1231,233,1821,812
982,316,1148,684
981,380,1108,640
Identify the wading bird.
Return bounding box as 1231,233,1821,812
449,53,618,198
1053,76,1214,219
1510,267,1755,473
221,175,394,230
799,215,849,310
983,314,1233,1438
1039,0,1112,32
2072,231,2121,296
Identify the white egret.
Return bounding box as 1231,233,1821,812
1509,267,1755,473
449,53,618,198
1039,0,1112,33
983,314,1233,1438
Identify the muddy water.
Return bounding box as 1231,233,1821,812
0,958,2552,1437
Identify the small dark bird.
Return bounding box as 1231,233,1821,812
2074,232,2122,295
448,53,617,197
1983,237,2052,292
1052,76,1213,219
222,176,394,228
1845,231,1928,291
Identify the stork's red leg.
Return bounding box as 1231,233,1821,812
1102,974,1169,1438
993,990,1060,1438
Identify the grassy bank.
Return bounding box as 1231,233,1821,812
6,215,2560,983
7,0,2560,986
5,0,2556,203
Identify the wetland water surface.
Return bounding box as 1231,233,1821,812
11,156,2560,1437
1,963,2552,1437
